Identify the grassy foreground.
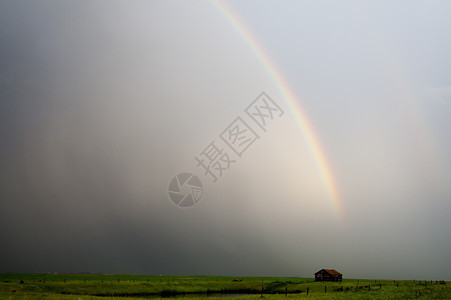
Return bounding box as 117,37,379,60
0,273,449,299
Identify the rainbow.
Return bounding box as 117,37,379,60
212,0,343,217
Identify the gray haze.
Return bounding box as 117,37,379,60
1,0,450,280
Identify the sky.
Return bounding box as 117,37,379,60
0,0,450,280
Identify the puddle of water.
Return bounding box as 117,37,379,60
215,294,256,298
155,293,257,298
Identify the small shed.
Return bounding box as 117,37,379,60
315,269,342,282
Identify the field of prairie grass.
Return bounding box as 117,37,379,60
0,274,449,299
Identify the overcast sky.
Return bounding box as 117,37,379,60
1,0,450,280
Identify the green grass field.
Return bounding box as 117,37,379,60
0,274,449,299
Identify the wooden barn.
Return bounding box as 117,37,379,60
315,269,342,282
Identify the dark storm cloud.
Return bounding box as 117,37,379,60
0,0,288,276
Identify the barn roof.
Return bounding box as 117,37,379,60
316,269,342,275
